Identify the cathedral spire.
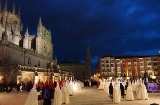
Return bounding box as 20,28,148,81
25,27,29,37
12,2,15,14
38,17,42,27
3,0,8,12
86,45,91,64
55,56,57,63
0,0,2,13
37,17,43,36
86,45,91,80
18,6,20,18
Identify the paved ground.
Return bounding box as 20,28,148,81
0,87,160,105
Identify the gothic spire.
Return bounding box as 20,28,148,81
55,56,57,63
0,0,2,13
25,27,29,37
86,45,91,64
3,0,7,12
38,17,42,27
12,2,15,14
18,6,20,18
37,17,43,36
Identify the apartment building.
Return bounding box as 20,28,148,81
95,56,160,79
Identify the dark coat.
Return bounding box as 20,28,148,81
109,83,113,95
120,83,125,96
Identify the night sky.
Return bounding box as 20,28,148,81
5,0,160,73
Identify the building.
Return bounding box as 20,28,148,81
95,55,160,79
58,46,91,81
0,1,58,84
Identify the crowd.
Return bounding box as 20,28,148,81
97,78,149,103
24,77,84,105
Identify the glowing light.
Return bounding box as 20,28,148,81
152,75,156,79
126,77,130,79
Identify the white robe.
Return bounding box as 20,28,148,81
62,85,70,104
126,84,134,101
24,76,38,105
113,85,121,103
52,83,62,105
136,83,149,100
98,79,104,89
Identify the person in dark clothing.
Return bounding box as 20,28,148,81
125,81,128,95
120,83,125,98
109,83,113,99
42,85,51,105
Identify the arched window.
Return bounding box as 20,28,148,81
135,72,138,76
129,72,132,76
123,73,126,77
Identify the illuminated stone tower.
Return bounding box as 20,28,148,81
86,46,91,80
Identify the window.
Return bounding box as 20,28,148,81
28,57,31,65
135,72,138,76
117,68,120,72
123,68,126,72
38,60,40,67
106,64,109,67
101,64,105,67
129,72,132,76
140,63,143,66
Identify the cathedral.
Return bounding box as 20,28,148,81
0,1,57,84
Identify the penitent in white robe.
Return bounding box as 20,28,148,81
98,79,104,89
113,85,121,103
136,81,149,100
52,82,62,105
126,82,134,101
24,76,38,105
62,84,70,104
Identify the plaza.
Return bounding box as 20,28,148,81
0,87,160,105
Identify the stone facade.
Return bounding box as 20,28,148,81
0,1,56,84
59,63,86,81
58,46,91,81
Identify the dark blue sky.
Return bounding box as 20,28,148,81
5,0,160,73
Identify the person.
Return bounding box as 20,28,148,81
113,82,121,103
43,85,51,105
24,76,38,105
137,80,149,100
126,81,134,101
52,81,62,105
109,83,113,99
98,79,104,89
62,82,70,104
12,86,17,92
120,83,125,98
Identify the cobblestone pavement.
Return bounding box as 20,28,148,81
0,87,160,105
